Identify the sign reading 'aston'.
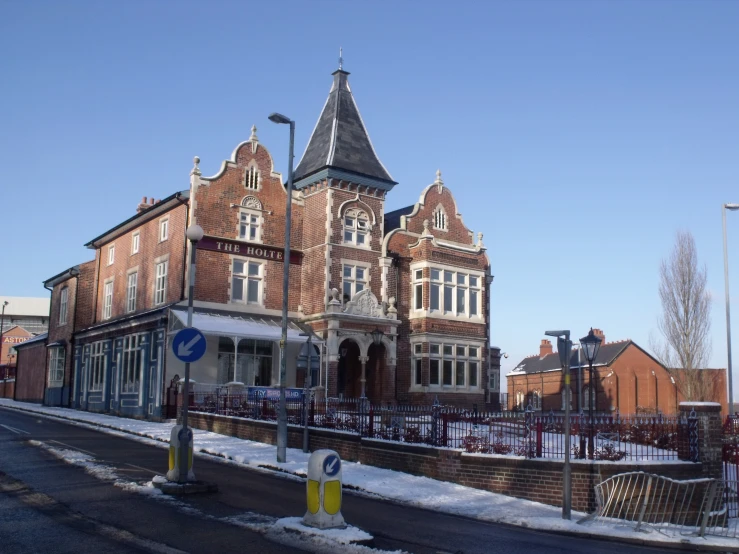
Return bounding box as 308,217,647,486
197,236,302,265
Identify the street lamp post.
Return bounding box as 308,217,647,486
722,203,739,415
545,329,572,520
580,328,602,461
0,301,8,371
178,224,204,483
269,112,295,463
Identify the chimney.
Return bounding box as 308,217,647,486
540,339,553,358
593,328,605,344
136,196,150,214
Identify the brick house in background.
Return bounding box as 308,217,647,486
506,329,727,415
20,62,492,419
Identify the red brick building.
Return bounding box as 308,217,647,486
506,329,728,415
23,63,492,418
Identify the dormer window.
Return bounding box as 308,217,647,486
245,165,259,190
433,205,447,231
343,208,369,246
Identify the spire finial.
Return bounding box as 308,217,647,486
339,47,343,70
250,124,258,142
435,169,444,193
191,156,201,176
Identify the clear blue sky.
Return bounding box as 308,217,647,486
3,1,739,395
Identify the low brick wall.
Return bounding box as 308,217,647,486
187,412,702,512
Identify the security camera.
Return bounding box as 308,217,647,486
503,353,509,359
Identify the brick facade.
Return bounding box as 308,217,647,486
507,332,728,415
20,66,494,416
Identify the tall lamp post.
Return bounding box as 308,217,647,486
722,203,739,415
0,301,8,371
545,329,572,520
269,112,295,463
580,328,602,460
177,224,204,483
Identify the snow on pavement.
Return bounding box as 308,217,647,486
1,399,736,552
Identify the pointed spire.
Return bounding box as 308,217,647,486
293,66,396,189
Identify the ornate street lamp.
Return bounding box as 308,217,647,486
580,328,602,460
371,328,384,347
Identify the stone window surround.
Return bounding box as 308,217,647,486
409,261,484,324
230,257,265,307
102,277,114,320
159,216,169,243
409,336,484,393
153,254,169,306
340,258,372,304
126,266,139,313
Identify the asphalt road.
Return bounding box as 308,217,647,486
0,406,684,554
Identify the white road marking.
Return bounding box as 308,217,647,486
48,440,96,456
123,463,159,475
0,423,30,435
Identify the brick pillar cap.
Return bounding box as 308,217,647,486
679,401,721,412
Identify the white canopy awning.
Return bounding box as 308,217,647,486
171,310,313,343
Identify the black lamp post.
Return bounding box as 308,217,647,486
580,328,602,460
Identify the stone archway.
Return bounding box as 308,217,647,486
337,339,361,399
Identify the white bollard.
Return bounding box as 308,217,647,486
303,449,345,529
166,425,195,482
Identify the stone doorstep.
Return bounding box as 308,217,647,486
152,479,219,495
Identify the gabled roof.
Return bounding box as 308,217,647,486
293,69,395,190
13,332,47,349
510,340,632,375
84,190,189,249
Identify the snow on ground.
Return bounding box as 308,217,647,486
2,399,737,552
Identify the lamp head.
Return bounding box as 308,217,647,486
268,112,292,125
579,328,602,363
185,224,204,242
371,328,384,346
545,330,570,338
725,203,739,211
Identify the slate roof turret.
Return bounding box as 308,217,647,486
293,67,396,191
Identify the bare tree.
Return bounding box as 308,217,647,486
651,230,716,401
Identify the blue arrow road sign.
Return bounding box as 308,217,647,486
172,328,207,363
323,454,341,477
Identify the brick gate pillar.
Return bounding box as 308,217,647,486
679,401,723,478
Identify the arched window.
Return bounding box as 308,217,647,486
532,390,541,410
245,165,260,190
343,208,370,246
515,390,524,410
433,205,447,231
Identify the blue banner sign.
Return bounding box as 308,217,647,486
248,386,304,401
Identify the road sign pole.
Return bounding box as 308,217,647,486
179,235,198,483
